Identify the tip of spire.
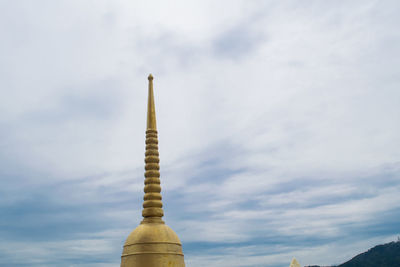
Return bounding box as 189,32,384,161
148,74,154,81
147,74,157,130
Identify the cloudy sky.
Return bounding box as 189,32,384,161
1,0,400,266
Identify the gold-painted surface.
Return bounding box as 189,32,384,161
121,223,184,266
121,74,185,267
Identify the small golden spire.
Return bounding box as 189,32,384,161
142,74,164,223
289,258,301,267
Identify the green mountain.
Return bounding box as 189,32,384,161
337,241,400,267
305,240,400,267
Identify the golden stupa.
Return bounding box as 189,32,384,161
121,74,185,266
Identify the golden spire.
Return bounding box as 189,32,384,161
120,74,185,267
142,73,164,222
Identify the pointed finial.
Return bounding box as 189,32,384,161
147,74,157,130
